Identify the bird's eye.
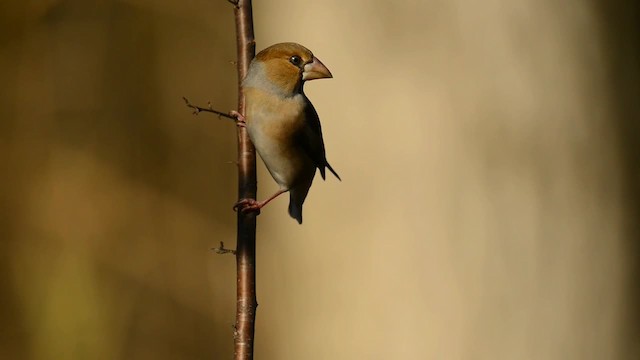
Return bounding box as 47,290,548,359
289,55,302,66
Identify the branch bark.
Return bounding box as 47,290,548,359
184,1,257,358
231,1,257,360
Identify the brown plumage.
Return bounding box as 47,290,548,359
235,43,340,224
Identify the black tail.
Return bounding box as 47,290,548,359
288,200,303,224
288,181,313,224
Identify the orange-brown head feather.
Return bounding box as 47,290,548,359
252,43,313,95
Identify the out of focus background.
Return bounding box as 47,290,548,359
1,0,638,359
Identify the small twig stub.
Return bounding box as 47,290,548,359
182,97,236,120
212,241,236,255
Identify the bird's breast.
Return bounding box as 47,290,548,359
245,88,313,189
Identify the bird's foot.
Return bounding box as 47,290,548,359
233,198,262,214
230,110,246,128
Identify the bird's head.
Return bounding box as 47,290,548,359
244,42,332,96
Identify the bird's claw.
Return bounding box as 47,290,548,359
230,110,246,128
233,198,261,214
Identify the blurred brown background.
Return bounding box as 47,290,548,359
1,0,638,359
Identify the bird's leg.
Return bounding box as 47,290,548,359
233,189,287,214
230,110,246,128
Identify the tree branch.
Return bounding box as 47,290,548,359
182,97,236,120
231,1,257,360
184,2,257,358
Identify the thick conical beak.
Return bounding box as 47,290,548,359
302,56,333,81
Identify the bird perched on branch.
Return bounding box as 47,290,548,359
233,42,340,224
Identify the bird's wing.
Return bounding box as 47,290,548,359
298,97,341,181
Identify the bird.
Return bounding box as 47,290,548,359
233,42,340,224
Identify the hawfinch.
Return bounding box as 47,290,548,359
234,42,340,224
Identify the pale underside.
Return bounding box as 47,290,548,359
244,87,316,190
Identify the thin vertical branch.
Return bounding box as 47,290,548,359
231,1,257,360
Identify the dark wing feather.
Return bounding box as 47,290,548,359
298,96,341,181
